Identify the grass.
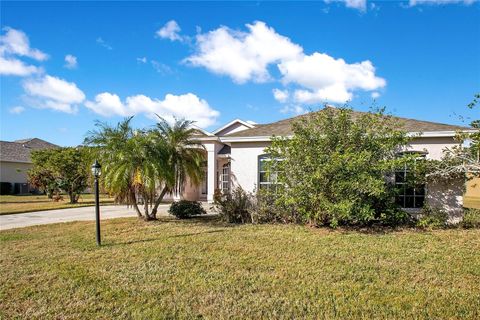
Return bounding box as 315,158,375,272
0,194,115,215
1,217,479,319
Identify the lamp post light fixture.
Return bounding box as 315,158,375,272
91,160,102,246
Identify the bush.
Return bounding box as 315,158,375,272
0,182,12,195
214,187,253,223
251,189,304,224
463,208,480,228
265,106,416,227
416,206,448,229
168,200,206,219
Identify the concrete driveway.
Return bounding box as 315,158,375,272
0,204,172,231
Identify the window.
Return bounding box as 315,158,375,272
395,152,426,209
258,155,282,191
220,162,230,193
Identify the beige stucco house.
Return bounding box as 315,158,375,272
0,138,58,194
172,110,476,220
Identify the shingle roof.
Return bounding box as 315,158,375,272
0,138,59,163
224,109,470,137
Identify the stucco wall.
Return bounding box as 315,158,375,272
229,141,269,192
0,161,32,183
406,137,459,160
228,136,464,217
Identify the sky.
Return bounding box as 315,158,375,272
1,0,479,147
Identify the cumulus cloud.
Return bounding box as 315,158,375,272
324,0,367,11
279,53,386,103
183,21,385,105
156,20,183,41
23,75,86,113
273,88,289,103
64,54,78,69
185,21,303,83
0,27,47,76
9,106,25,114
409,0,477,5
137,57,147,63
85,92,219,127
0,56,41,76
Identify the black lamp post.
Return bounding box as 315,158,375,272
91,160,102,246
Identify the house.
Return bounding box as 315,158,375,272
0,138,59,194
173,109,477,221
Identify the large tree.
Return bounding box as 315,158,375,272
265,106,415,227
28,148,89,203
149,117,205,219
84,117,157,218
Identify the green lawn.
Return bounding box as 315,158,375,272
1,217,479,319
0,194,115,215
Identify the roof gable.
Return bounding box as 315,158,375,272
213,119,256,136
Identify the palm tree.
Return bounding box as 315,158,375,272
149,117,206,219
84,117,160,219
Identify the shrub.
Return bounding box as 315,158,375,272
463,208,480,228
265,106,415,227
416,206,448,229
251,189,304,224
214,187,253,223
169,200,206,219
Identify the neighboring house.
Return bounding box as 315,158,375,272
172,110,477,221
0,138,59,194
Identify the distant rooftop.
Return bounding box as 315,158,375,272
0,138,59,163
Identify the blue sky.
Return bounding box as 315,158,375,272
1,0,479,146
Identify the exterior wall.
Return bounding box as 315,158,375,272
227,136,465,219
406,137,459,160
229,141,270,192
427,178,464,223
0,161,32,183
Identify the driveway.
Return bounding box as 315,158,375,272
0,204,172,231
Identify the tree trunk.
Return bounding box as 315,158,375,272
143,196,154,221
69,191,77,204
130,188,143,218
150,186,169,220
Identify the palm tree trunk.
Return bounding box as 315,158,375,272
143,196,153,221
130,188,143,218
150,186,169,219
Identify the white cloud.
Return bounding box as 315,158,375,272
280,104,307,115
137,57,147,63
324,0,367,11
185,21,303,83
85,92,220,128
272,88,289,103
96,37,112,50
156,20,183,41
409,0,477,5
184,21,385,104
371,91,380,99
9,106,25,114
64,54,78,69
23,75,86,114
278,52,386,104
0,27,48,61
0,27,46,76
0,55,41,76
